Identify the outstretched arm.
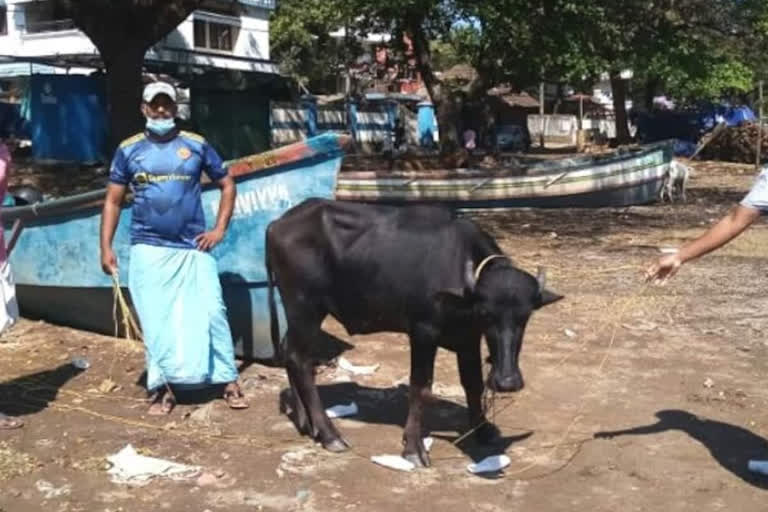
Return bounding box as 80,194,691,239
645,205,760,284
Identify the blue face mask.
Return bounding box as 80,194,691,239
146,117,175,135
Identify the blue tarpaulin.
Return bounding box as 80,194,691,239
722,105,756,125
24,74,108,163
634,103,758,147
0,102,29,138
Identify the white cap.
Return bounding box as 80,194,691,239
142,81,176,103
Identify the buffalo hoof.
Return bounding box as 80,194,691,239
322,437,350,453
403,451,430,468
475,422,501,445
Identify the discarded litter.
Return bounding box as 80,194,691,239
370,438,434,472
467,455,511,475
71,357,90,370
564,328,576,338
338,357,380,376
35,480,71,499
106,444,201,486
748,460,768,475
703,378,715,389
325,402,359,418
658,247,679,254
370,455,415,472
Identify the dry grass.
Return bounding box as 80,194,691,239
0,442,39,481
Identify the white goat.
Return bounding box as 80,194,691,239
660,160,691,202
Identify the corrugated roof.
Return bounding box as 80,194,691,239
488,87,540,108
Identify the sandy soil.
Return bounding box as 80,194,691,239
2,158,768,511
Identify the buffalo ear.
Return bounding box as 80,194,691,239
537,289,564,309
433,291,475,320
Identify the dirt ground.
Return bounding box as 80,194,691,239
3,158,768,511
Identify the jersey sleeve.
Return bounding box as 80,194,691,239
201,142,228,182
740,168,768,213
109,147,132,185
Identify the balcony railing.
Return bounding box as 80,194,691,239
238,0,276,9
25,19,77,34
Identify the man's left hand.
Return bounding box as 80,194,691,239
195,228,225,251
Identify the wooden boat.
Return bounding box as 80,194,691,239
335,140,675,209
2,133,349,361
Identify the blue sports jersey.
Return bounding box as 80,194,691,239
109,129,228,249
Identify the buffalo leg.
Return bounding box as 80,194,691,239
284,353,310,435
402,335,437,467
457,343,500,445
285,323,349,452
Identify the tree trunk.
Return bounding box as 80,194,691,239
466,64,494,151
433,94,461,152
610,71,632,144
102,45,146,151
552,83,563,114
404,18,460,153
644,76,659,112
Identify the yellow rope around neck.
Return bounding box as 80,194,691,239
474,254,508,280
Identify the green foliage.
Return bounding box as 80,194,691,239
270,0,363,92
271,0,768,110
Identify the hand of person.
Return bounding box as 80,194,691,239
644,253,683,285
195,228,225,251
101,247,118,276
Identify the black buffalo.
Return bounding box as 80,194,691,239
266,199,563,467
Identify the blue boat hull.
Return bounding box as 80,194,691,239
3,134,347,361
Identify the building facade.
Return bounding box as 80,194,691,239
0,0,279,74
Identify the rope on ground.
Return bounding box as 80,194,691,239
4,271,656,478
442,280,653,479
6,380,297,451
506,281,653,478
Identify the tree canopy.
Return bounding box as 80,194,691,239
56,0,205,148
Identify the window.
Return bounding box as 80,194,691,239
199,0,240,16
0,6,7,36
193,19,238,52
25,3,75,34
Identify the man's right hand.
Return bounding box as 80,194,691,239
101,247,117,276
644,253,682,285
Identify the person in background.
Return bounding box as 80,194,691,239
0,131,22,429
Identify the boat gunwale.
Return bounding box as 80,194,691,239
2,134,349,224
338,140,674,180
338,174,666,208
336,157,670,192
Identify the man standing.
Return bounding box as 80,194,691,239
0,131,21,429
100,81,248,415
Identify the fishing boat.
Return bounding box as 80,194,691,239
2,133,349,361
335,140,676,209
